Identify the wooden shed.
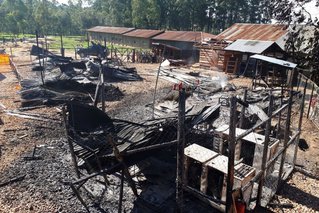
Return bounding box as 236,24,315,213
198,23,288,72
123,29,164,49
87,26,135,44
151,31,216,63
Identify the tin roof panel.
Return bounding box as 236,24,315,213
124,29,165,38
87,26,135,34
216,23,287,42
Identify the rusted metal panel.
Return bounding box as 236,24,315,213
123,29,164,38
216,23,287,42
153,31,216,42
87,26,135,34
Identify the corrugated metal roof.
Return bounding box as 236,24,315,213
250,54,297,68
224,39,281,54
152,31,216,42
216,23,287,42
87,26,135,34
123,29,164,38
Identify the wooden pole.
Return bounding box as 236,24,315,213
60,34,64,57
226,96,237,213
236,89,247,160
307,83,315,118
277,90,293,187
257,91,274,206
101,67,105,112
293,79,308,165
62,106,80,178
87,32,90,47
152,46,166,118
176,88,186,213
36,30,44,85
276,87,284,138
118,169,124,213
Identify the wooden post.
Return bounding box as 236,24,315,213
62,106,80,178
276,87,284,138
152,46,166,118
257,91,274,206
107,135,138,196
277,90,293,187
293,79,308,165
226,96,237,213
132,49,135,63
176,88,186,213
93,70,102,107
36,30,44,85
118,169,124,213
239,89,247,128
87,32,90,47
101,67,105,112
236,89,247,160
307,83,315,118
60,34,65,57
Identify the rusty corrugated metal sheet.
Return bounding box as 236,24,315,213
87,26,135,34
216,23,288,42
152,31,216,42
123,29,165,38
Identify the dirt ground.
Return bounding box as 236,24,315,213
0,42,318,213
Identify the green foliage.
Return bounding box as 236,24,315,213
0,0,271,36
266,0,319,83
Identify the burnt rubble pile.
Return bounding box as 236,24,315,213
66,102,221,173
19,46,144,107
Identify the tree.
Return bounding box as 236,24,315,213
267,0,319,82
132,0,160,28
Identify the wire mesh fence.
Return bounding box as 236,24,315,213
296,72,319,128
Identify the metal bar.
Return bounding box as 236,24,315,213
257,92,274,206
307,83,315,118
118,169,124,213
277,90,293,188
226,96,237,213
176,88,186,213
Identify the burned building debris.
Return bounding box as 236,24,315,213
18,45,143,108
58,56,305,212
0,38,313,213
76,42,109,59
